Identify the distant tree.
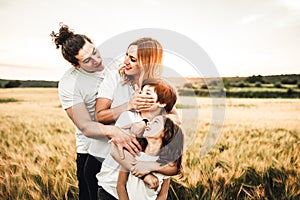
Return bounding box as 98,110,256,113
183,82,193,88
208,80,218,87
287,88,293,96
245,75,265,83
255,82,262,87
201,84,208,89
5,80,21,88
274,82,282,88
223,78,231,89
281,79,297,85
237,81,247,88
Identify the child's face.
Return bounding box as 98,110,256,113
141,85,158,102
143,115,164,138
141,85,166,112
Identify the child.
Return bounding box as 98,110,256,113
117,115,184,200
97,78,182,200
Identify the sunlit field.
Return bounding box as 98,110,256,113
0,88,299,199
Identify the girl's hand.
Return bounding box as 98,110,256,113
143,174,159,191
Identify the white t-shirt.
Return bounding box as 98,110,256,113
58,67,109,155
96,111,140,198
96,70,135,121
96,111,168,199
96,70,137,198
96,69,136,197
127,152,169,200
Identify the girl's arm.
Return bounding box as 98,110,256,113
117,166,130,200
131,161,178,177
156,178,170,200
111,144,178,177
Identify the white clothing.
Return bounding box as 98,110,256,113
97,70,136,123
97,111,168,199
127,152,169,200
96,70,136,198
58,67,110,156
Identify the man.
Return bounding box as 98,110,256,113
51,23,141,200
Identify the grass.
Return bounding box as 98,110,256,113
0,98,19,103
0,88,299,199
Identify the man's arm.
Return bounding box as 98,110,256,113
66,102,141,156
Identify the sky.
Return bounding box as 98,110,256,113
0,0,300,81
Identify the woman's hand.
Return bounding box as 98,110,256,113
130,160,155,178
128,92,156,111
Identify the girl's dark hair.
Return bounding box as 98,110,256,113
138,116,184,177
50,23,93,66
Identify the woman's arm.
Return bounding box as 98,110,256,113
95,92,155,124
156,178,170,200
95,97,130,124
117,166,130,200
167,107,182,125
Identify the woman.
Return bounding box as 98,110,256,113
95,37,163,125
95,38,180,200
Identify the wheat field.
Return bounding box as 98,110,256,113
0,88,299,199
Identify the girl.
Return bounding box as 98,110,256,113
117,115,184,200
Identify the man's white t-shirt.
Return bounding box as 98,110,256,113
58,67,110,156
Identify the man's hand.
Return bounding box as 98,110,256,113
130,121,146,137
110,127,142,159
143,174,159,191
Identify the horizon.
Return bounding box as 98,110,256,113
1,70,299,82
